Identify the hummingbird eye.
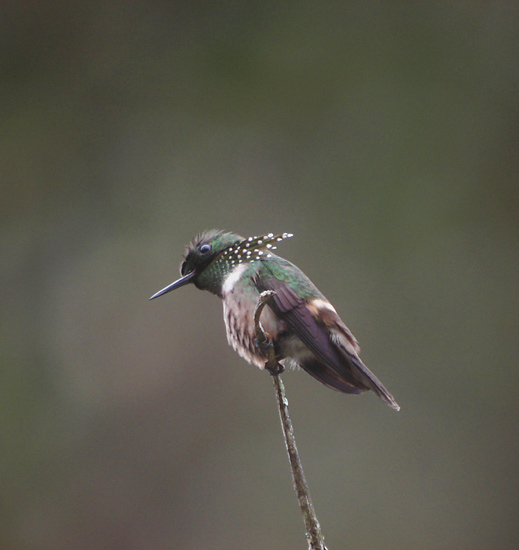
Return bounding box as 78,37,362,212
199,244,211,254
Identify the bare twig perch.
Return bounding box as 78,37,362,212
254,290,328,550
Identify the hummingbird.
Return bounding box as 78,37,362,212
150,230,399,411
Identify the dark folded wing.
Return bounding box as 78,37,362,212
258,276,400,409
257,277,365,392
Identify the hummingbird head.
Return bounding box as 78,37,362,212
150,229,293,299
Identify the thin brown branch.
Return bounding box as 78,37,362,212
254,291,328,550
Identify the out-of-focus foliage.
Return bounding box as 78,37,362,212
1,2,518,549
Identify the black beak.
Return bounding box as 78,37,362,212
149,270,197,300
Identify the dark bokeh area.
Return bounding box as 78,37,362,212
2,2,519,549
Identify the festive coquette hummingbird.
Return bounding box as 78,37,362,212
150,230,399,411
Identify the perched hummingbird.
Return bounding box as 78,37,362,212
150,230,399,410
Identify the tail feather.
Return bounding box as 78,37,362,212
299,358,364,395
348,353,400,411
330,327,400,411
299,355,400,411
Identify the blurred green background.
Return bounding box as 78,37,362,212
2,2,518,549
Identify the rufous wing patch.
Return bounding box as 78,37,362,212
307,298,360,355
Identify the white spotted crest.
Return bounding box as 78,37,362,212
218,232,293,267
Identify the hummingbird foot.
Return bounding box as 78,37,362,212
254,290,284,376
264,360,285,376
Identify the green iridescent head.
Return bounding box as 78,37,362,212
150,230,293,299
